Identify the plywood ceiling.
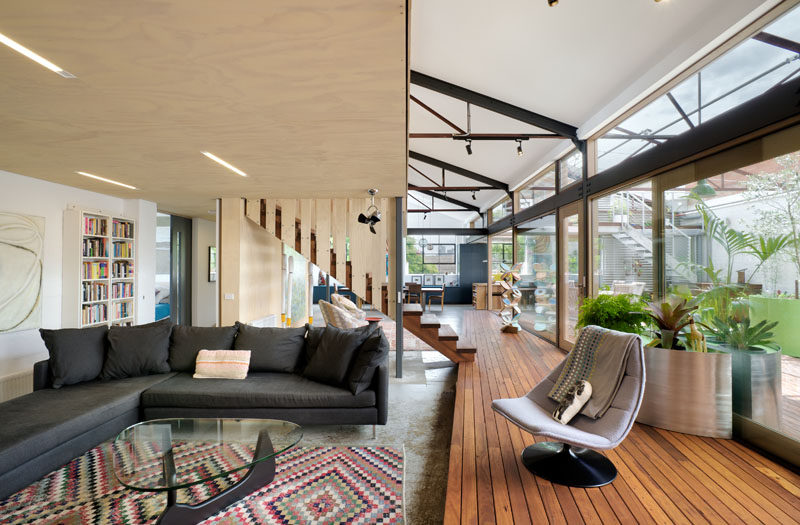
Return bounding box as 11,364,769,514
0,1,407,217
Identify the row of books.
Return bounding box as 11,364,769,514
112,220,134,239
84,216,107,236
113,261,134,279
112,282,134,299
82,282,107,302
82,261,108,280
81,304,108,325
112,242,133,258
112,301,133,320
82,238,107,257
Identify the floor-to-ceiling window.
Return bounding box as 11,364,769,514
516,215,557,342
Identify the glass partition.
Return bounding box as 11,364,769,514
490,231,514,279
519,166,556,209
490,198,513,223
516,215,557,342
559,150,583,190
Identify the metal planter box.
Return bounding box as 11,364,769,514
637,346,732,439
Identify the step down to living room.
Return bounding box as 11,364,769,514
402,304,476,363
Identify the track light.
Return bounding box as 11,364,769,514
516,139,524,157
547,0,558,5
357,189,381,234
472,191,477,201
465,139,473,155
423,212,428,221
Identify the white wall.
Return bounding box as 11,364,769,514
0,170,157,378
191,217,217,326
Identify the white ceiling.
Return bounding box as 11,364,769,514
409,0,781,218
0,1,407,217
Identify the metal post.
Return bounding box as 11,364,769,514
395,196,404,378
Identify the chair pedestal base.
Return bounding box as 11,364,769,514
521,442,617,488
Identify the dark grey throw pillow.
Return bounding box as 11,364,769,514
302,323,378,387
346,329,390,394
234,323,306,372
168,325,238,371
101,319,173,379
39,325,108,388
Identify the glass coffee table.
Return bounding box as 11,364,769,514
112,418,302,525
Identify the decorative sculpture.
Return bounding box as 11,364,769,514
499,262,523,333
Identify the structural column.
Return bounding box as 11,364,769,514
395,196,404,378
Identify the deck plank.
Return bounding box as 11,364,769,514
443,310,800,524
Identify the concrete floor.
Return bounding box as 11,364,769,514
306,302,471,524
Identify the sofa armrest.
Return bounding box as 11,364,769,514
33,360,51,390
372,363,388,425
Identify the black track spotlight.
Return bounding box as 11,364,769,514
465,139,473,155
516,139,524,157
472,190,477,201
547,0,558,6
357,189,381,234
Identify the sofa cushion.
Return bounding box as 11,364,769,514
234,323,306,372
194,349,251,379
101,319,172,379
169,325,238,372
141,372,375,409
39,325,108,388
302,323,378,387
0,373,175,475
346,328,390,395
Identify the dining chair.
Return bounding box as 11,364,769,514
426,284,445,311
405,282,421,304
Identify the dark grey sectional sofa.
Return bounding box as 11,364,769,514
0,321,388,501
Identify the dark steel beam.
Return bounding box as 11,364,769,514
753,31,800,55
408,163,441,187
666,92,696,129
409,133,562,140
410,94,466,134
410,70,578,139
408,209,478,213
408,228,488,235
409,185,482,212
409,151,509,191
408,185,490,191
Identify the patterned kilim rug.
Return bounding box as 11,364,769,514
0,445,404,524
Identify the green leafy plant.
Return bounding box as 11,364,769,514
577,294,648,335
645,296,698,349
702,316,779,351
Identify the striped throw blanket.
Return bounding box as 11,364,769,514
548,325,639,419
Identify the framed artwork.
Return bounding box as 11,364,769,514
411,275,422,284
0,211,44,333
423,274,435,286
208,246,217,282
434,274,444,286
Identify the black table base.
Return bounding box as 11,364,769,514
155,431,276,525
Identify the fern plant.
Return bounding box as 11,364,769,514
576,294,647,335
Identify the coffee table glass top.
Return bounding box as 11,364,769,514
112,418,302,491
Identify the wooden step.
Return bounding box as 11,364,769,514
456,339,477,354
438,324,459,341
403,303,423,316
420,314,441,329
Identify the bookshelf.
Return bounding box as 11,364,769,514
63,208,136,328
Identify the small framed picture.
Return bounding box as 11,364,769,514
434,274,444,286
208,246,217,282
423,274,435,286
411,275,422,284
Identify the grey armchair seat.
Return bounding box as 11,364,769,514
492,335,645,487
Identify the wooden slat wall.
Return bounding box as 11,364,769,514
263,198,276,235
332,198,348,281
348,197,367,299
278,198,297,249
315,199,331,275
445,310,800,525
245,198,260,224
300,199,312,260
371,197,388,306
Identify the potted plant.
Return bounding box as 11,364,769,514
576,293,647,335
636,296,733,438
702,312,782,429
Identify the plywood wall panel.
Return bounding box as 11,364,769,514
348,198,368,299
245,198,260,225
371,197,388,306
332,199,348,281
263,199,276,235
315,199,331,275
278,199,297,249
300,199,312,260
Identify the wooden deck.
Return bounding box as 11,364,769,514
445,310,800,525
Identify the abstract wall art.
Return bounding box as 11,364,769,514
0,211,44,333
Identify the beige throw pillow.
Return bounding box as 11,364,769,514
193,349,251,379
318,300,367,329
331,294,367,320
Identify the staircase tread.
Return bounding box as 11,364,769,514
403,303,423,316
456,339,477,353
420,314,441,328
438,324,459,341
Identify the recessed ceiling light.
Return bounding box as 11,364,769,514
201,151,247,177
0,32,76,78
76,171,137,190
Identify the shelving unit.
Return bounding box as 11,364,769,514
63,208,136,328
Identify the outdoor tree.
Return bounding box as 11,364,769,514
406,237,438,274
745,151,800,281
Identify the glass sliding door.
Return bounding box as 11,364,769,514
516,214,557,342
559,202,584,349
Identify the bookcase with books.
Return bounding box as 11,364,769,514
62,208,136,328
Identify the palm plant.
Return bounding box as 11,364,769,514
702,316,779,351
645,296,698,350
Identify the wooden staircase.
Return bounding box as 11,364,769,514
402,304,476,363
